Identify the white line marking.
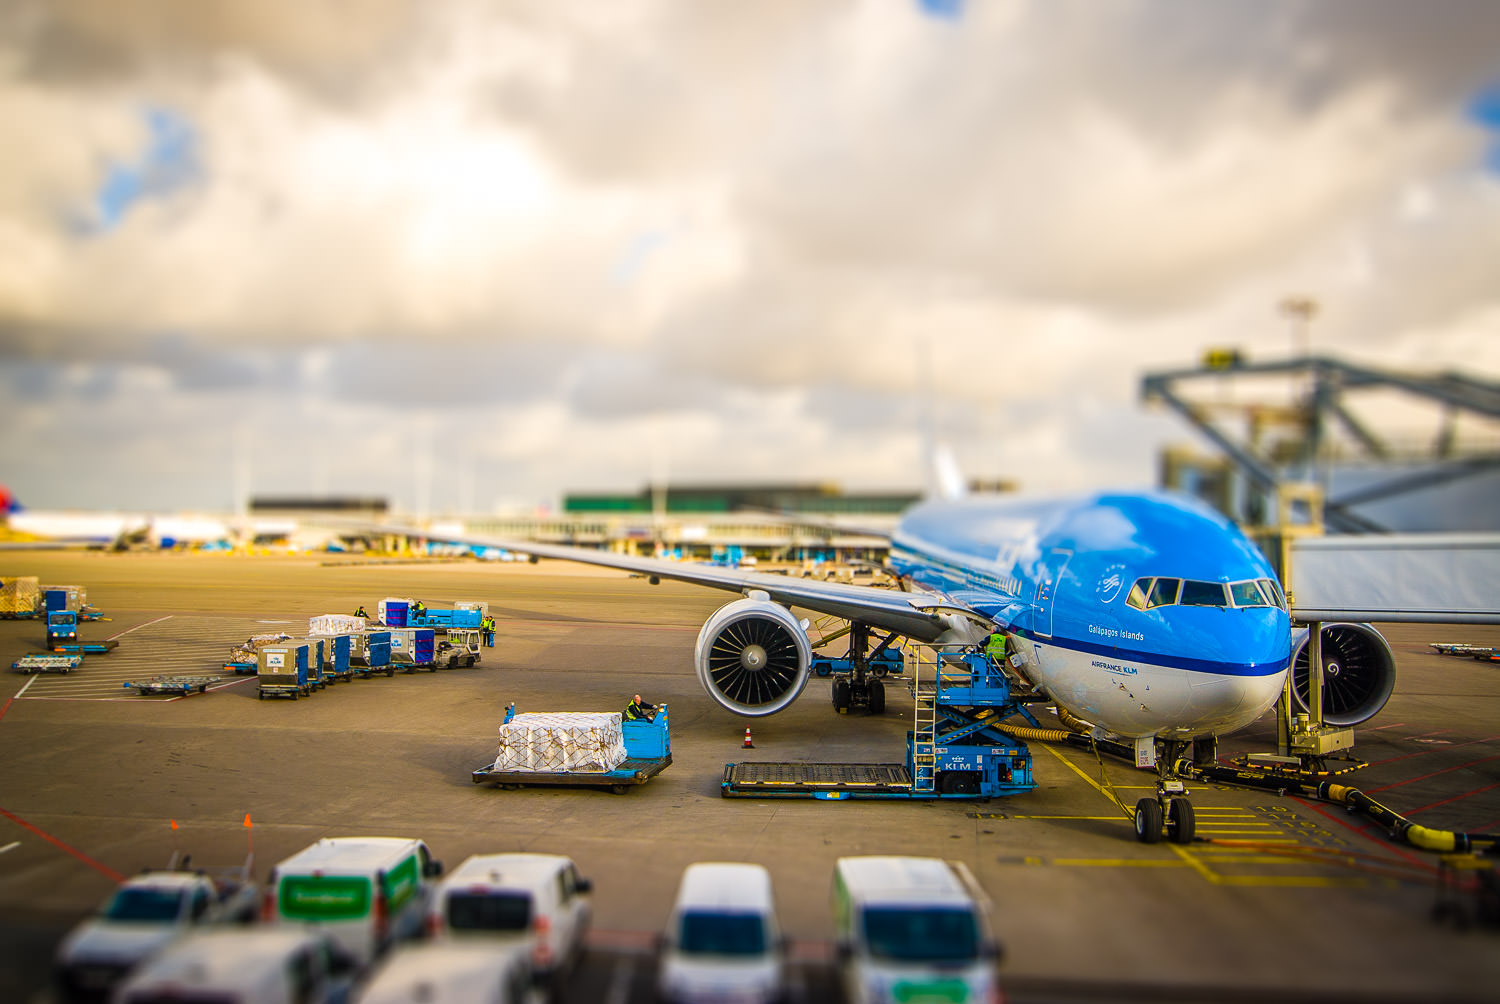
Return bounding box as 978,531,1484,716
603,957,635,1004
109,615,174,641
0,842,19,855
13,675,39,700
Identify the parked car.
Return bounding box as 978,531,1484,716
426,853,592,985
113,928,360,1004
657,862,785,1004
356,942,532,1004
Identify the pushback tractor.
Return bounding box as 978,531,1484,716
722,646,1037,800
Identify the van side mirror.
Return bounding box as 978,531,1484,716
424,859,444,878
575,877,593,894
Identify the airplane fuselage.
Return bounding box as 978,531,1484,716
888,491,1291,740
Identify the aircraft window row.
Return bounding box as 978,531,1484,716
1125,576,1286,611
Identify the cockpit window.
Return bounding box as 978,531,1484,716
1257,578,1287,611
1125,578,1150,610
1146,578,1180,608
1179,580,1228,607
1229,581,1268,607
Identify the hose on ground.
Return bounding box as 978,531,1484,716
1180,761,1500,855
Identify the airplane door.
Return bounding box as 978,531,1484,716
1034,549,1073,638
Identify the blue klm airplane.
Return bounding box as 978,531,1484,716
409,488,1395,834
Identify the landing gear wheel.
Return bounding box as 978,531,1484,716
1134,797,1163,844
1167,797,1196,844
866,678,885,714
832,678,851,713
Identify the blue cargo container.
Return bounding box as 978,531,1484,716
314,633,353,682
305,637,326,690
388,627,438,672
257,643,310,700
351,630,394,678
378,597,411,627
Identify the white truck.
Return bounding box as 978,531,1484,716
54,853,258,1003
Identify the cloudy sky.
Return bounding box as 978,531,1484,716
2,0,1498,515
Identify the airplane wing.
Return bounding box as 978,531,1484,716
360,522,988,644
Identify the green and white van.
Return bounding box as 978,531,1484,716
264,837,443,965
832,856,1003,1004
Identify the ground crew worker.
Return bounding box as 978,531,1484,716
623,693,657,723
354,605,368,619
413,599,427,621
481,615,495,647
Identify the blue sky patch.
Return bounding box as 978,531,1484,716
89,105,200,231
1469,78,1500,173
918,0,964,20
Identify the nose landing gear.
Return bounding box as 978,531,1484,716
1133,739,1197,845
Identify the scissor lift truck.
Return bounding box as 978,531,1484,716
472,704,673,794
722,648,1036,800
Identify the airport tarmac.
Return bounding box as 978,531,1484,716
0,552,1497,1003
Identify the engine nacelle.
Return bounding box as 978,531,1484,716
1291,623,1397,727
694,598,813,717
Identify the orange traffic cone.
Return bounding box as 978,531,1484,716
742,727,755,749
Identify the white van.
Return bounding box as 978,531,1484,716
264,837,443,965
657,862,785,1004
356,942,531,1004
114,928,359,1004
832,856,1003,1004
426,853,591,982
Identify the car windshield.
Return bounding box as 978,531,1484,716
861,907,978,963
447,892,531,932
103,888,183,922
678,912,767,956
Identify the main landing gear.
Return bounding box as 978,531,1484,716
827,623,897,715
1133,738,1197,845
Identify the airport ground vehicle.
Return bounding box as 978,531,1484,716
350,630,395,677
45,610,117,654
113,928,359,1004
53,853,257,1002
440,628,482,667
258,642,312,699
264,837,444,965
427,853,593,984
658,862,785,1004
722,652,1035,800
356,942,532,1004
832,856,1002,1004
472,704,673,793
11,653,83,673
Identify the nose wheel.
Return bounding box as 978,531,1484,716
1133,739,1197,845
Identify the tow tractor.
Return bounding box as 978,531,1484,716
473,703,673,794
722,646,1036,800
46,610,118,654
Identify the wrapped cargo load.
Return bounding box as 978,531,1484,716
495,712,628,773
309,613,366,636
0,576,40,616
228,632,292,665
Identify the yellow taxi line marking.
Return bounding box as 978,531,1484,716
1169,843,1221,883
1051,859,1187,868
1009,815,1126,821
1040,746,1129,815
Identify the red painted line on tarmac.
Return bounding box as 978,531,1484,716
1403,781,1500,817
0,807,125,882
1365,753,1500,794
0,675,40,725
1408,729,1452,739
1368,734,1499,767
1291,797,1437,875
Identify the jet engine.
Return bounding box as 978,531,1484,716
1291,623,1397,727
694,598,813,717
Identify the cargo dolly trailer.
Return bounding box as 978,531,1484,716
473,704,673,794
11,653,84,674
722,651,1036,801
124,675,224,696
